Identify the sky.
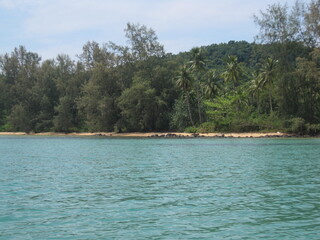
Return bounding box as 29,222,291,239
0,0,299,60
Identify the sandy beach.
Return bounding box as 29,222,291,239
0,131,295,138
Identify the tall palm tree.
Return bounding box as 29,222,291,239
248,73,263,113
189,47,205,72
176,65,195,126
204,69,220,99
189,47,205,123
221,55,242,89
257,57,278,113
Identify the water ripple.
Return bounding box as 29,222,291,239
0,137,320,239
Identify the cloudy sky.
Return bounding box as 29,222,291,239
0,0,298,60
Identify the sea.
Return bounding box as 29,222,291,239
0,136,319,239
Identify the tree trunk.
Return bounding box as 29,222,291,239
269,90,273,113
197,97,202,124
185,94,195,126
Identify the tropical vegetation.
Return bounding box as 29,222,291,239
0,1,319,135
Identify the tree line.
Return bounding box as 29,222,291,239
0,0,319,134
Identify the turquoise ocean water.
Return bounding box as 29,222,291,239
0,136,319,239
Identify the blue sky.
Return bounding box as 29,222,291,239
0,0,299,60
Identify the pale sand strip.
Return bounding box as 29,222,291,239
0,132,292,138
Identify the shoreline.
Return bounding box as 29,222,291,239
0,131,309,138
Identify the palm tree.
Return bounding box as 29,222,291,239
221,56,243,111
176,65,195,126
189,47,205,123
204,69,220,99
221,55,242,89
257,57,278,113
247,74,263,113
189,47,205,72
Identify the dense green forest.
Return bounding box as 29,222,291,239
0,1,319,134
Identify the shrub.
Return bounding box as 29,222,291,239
306,124,320,136
184,126,198,133
198,122,215,133
0,123,12,132
230,118,260,132
287,117,306,134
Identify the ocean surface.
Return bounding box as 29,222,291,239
0,136,319,239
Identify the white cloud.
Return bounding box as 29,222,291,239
0,0,300,59
1,0,301,36
17,0,275,37
20,0,163,37
24,0,113,36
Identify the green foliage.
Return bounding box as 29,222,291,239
0,122,12,132
53,96,76,133
0,15,320,135
77,65,119,132
198,122,216,133
203,69,221,99
202,41,255,69
184,126,198,133
221,55,243,89
170,96,195,131
9,104,31,132
205,95,286,132
189,47,205,72
175,65,195,126
285,119,320,136
228,113,284,132
306,123,320,136
286,117,306,134
294,49,320,123
117,77,158,131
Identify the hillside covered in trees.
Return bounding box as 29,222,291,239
0,1,319,134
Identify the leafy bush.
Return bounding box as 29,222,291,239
0,123,12,132
230,118,260,132
198,122,216,133
185,126,198,133
306,124,320,136
287,117,306,134
211,111,286,133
